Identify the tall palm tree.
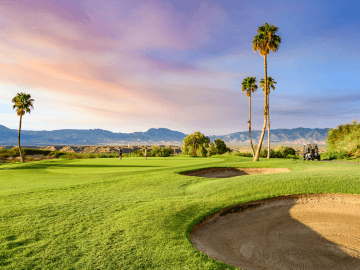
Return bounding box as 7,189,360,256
251,22,281,161
241,77,258,157
12,92,35,162
260,77,276,158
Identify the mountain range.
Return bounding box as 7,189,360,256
0,124,331,146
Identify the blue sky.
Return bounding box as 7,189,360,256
0,0,359,135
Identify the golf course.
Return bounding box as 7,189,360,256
1,155,359,269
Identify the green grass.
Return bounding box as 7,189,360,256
0,156,359,269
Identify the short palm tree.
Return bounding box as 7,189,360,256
259,77,276,158
252,22,281,161
12,92,35,162
241,77,258,157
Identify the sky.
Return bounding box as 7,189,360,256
1,0,359,136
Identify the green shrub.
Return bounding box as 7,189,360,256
62,152,81,159
0,148,19,157
275,145,295,157
50,151,67,158
286,154,299,159
131,150,144,157
321,150,338,160
336,150,350,159
22,148,52,156
237,152,253,157
326,119,360,155
148,147,173,157
260,149,267,157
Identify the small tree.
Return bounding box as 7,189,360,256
207,142,217,156
214,138,230,154
275,145,295,158
181,131,210,157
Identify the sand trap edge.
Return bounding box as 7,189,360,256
189,193,358,236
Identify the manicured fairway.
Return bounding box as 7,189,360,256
0,156,359,269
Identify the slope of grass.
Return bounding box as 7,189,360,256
0,156,359,269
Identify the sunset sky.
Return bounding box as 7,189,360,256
1,0,359,136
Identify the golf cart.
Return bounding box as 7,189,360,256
303,144,321,161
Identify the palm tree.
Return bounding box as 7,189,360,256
12,92,35,162
260,77,277,158
241,77,258,157
251,22,281,161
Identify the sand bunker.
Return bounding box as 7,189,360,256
190,193,360,269
182,167,291,178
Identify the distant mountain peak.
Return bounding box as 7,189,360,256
0,124,331,146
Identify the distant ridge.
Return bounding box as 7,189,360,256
0,125,330,146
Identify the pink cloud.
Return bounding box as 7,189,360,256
0,0,245,134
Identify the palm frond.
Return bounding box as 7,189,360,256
12,92,35,116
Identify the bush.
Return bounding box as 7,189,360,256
260,149,267,157
336,150,350,159
236,152,253,157
62,152,82,159
148,147,173,157
50,151,67,158
286,154,300,159
326,119,360,155
275,145,295,157
321,150,338,160
0,148,19,158
22,148,52,156
131,150,144,157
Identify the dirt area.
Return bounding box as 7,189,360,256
182,168,291,178
190,193,360,270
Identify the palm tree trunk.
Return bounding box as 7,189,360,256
248,95,255,157
253,55,268,161
18,114,24,162
267,94,270,158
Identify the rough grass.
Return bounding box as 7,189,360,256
0,156,359,269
